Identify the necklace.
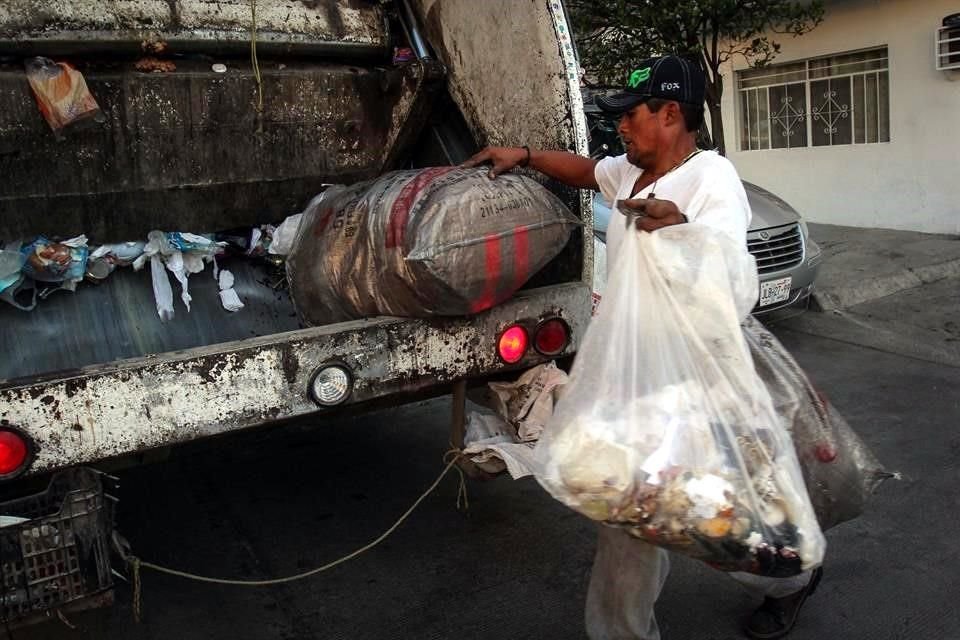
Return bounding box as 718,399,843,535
643,148,702,199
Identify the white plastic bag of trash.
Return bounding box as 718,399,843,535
534,224,824,577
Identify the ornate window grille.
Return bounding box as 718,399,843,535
737,47,889,151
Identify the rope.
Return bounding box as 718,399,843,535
128,452,468,619
250,0,263,112
444,449,469,511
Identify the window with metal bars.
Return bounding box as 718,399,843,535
737,47,890,151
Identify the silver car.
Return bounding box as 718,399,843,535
592,184,821,314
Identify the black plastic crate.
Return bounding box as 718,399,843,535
0,468,115,624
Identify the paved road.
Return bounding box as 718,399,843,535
20,282,960,640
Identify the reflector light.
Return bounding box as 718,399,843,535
0,429,30,477
534,319,570,355
309,365,353,407
498,325,528,364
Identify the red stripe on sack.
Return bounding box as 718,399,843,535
511,226,530,291
313,208,335,237
470,234,502,313
385,167,456,248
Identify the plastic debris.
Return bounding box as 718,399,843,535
2,222,273,317
135,231,176,322
212,63,228,73
87,241,146,282
0,242,36,310
24,57,103,138
217,269,244,312
268,214,302,255
0,244,23,293
21,236,88,288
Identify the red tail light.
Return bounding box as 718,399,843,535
498,325,529,364
0,428,31,478
534,318,570,355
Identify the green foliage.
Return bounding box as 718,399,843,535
567,0,824,152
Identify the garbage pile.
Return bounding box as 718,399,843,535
0,226,285,320
535,224,826,577
286,167,581,326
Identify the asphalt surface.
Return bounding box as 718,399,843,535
16,280,960,640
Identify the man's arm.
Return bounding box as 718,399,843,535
462,147,599,190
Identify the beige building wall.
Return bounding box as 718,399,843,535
720,0,960,234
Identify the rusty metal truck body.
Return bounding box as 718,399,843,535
0,2,590,483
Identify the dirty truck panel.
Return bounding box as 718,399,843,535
0,0,590,484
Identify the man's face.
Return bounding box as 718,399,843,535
618,102,665,168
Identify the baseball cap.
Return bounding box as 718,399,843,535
595,55,705,114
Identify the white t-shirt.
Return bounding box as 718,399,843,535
594,150,752,274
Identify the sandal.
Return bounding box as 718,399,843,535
745,567,823,639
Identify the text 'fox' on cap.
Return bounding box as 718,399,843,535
595,55,706,115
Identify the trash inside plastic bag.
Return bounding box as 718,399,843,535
535,225,825,576
286,167,581,325
20,236,88,284
743,316,891,530
24,57,104,137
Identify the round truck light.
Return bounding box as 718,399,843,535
0,427,33,479
309,365,353,407
498,325,529,364
534,318,570,356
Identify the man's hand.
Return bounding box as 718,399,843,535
462,147,528,179
621,197,687,232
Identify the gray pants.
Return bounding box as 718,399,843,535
585,525,812,640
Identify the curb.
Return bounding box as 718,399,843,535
812,257,960,311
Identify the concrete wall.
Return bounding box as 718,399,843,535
720,0,960,235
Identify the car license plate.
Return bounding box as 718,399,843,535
758,276,792,307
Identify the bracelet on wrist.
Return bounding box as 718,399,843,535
520,145,531,167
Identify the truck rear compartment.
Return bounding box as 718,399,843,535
0,1,590,482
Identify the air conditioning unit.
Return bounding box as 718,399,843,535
937,13,960,71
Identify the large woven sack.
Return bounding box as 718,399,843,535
286,167,580,325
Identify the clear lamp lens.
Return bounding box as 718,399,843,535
310,366,352,406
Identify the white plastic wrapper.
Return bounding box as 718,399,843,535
269,214,303,255
534,224,825,576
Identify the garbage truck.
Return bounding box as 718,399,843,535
0,0,592,625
